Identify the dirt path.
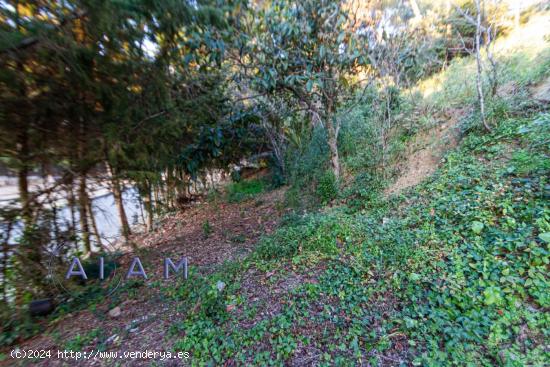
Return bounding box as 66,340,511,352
385,109,464,196
531,75,550,103
5,188,286,366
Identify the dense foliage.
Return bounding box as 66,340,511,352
164,112,549,366
0,0,549,365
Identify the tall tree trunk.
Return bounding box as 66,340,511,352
17,130,31,224
474,0,491,132
14,4,32,226
67,181,77,239
165,169,177,209
52,204,60,243
143,180,154,232
381,90,392,179
87,200,103,250
78,173,91,254
175,169,186,200
154,183,161,207
15,141,37,309
1,223,13,303
209,169,216,191
485,11,498,97
325,116,340,180
138,195,146,227
262,115,287,178
163,170,170,209
106,162,131,242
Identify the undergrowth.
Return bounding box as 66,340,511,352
165,113,549,365
163,19,550,361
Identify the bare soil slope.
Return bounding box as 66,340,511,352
385,110,464,196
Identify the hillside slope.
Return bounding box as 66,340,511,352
158,112,548,366
3,13,549,367
151,14,550,366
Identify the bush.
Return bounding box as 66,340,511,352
284,126,330,209
202,220,212,238
316,170,337,204
0,306,39,347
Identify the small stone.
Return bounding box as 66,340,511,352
105,334,119,345
108,306,121,318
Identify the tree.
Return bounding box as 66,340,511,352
0,0,252,300
235,0,370,180
452,0,501,131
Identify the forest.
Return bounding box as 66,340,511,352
0,0,549,365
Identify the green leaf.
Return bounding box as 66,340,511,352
306,79,313,93
471,221,484,234
538,232,550,243
483,286,502,305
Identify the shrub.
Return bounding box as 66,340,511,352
316,170,337,204
202,220,212,238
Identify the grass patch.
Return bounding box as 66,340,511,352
226,179,266,203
